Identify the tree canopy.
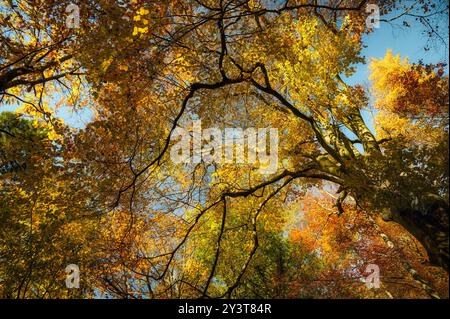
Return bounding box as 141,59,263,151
0,0,448,299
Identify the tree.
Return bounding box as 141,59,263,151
288,190,448,298
0,0,87,122
0,112,100,298
0,0,448,298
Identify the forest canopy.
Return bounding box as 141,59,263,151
0,0,448,299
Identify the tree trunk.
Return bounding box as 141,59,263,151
385,198,449,272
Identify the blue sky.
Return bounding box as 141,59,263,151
349,19,448,86
346,18,448,136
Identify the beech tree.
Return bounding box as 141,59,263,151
0,0,448,298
